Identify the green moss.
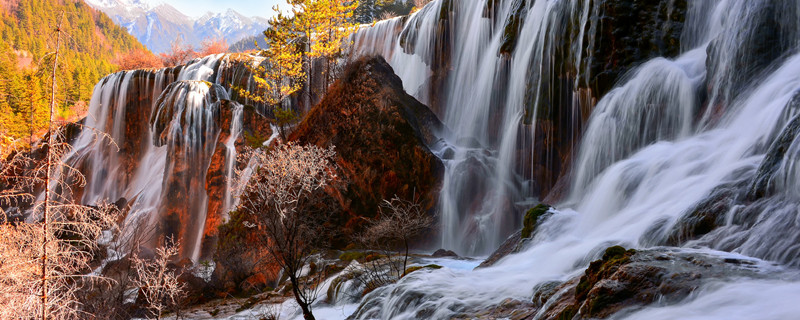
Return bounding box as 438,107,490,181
521,203,552,239
575,246,636,301
401,264,443,278
339,251,367,262
556,305,578,320
244,130,268,148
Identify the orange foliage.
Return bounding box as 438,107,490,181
114,49,163,71
160,39,196,67
198,38,228,56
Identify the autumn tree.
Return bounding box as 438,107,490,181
237,143,339,320
292,0,358,92
240,9,305,139
314,0,358,90
115,49,163,71
159,38,196,67
0,15,120,319
198,37,229,56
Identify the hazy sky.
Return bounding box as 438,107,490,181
153,0,283,17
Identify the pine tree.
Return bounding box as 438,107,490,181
308,0,358,91
243,9,305,109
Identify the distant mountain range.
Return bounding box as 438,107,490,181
83,0,268,53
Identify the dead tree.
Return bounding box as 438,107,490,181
237,142,338,320
352,194,433,294
0,13,120,319
131,237,185,320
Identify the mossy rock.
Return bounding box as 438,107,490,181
401,264,443,278
555,305,578,320
339,251,368,262
575,246,636,301
521,203,552,239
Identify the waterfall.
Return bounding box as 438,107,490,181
221,104,244,220
62,54,265,262
354,0,682,255
348,0,800,318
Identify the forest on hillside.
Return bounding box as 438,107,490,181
0,0,146,152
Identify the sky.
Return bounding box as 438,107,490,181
151,0,283,18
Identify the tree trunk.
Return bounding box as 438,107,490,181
403,239,409,274
41,13,64,320
290,274,316,320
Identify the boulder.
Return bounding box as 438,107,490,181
432,249,458,258
539,246,774,319
291,55,446,245
477,204,553,269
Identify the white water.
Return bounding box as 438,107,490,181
354,0,605,255
344,0,800,318
221,104,243,221
63,54,258,262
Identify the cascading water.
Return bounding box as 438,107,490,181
353,0,677,255
61,54,270,262
346,0,800,318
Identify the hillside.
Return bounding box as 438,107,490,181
0,0,146,151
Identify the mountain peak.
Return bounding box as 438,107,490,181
84,0,151,10
83,0,268,54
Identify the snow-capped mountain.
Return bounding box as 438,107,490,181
83,0,268,54
195,9,269,47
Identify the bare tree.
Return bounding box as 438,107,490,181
237,142,338,320
0,14,120,319
131,237,186,320
366,195,433,273
379,11,398,20
347,195,433,295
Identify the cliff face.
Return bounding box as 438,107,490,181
57,55,273,262
352,0,689,254
291,55,445,243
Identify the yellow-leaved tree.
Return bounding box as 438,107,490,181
239,9,306,140
311,0,359,90
290,0,358,93
241,0,357,140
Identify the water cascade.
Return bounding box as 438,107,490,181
353,0,685,255
61,54,272,262
348,0,800,318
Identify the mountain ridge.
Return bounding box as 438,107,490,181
83,0,268,53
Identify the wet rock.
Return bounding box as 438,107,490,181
522,203,553,239
665,186,736,246
477,204,553,269
452,298,536,320
432,249,458,258
498,0,527,56
531,280,563,308
441,147,456,160
749,91,800,200
539,247,774,319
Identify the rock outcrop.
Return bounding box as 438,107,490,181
538,247,774,319
291,55,446,244
477,204,553,269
